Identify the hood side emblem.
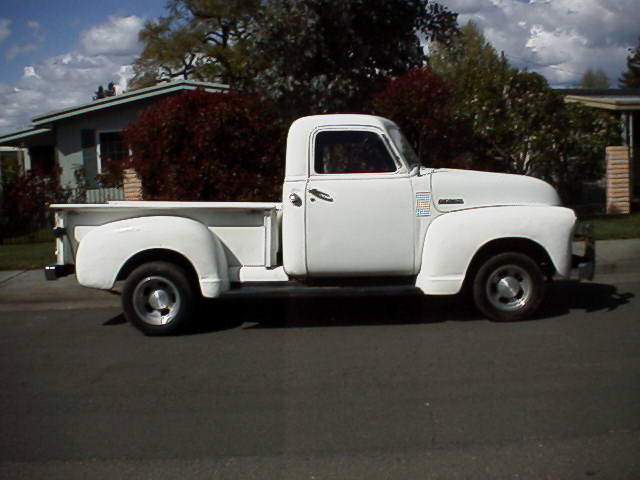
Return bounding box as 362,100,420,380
438,198,464,205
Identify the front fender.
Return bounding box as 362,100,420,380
75,216,229,297
415,206,576,295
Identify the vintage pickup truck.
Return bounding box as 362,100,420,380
45,114,594,335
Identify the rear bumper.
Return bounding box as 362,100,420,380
571,223,595,281
44,264,75,281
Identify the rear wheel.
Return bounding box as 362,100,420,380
122,261,196,335
472,252,545,322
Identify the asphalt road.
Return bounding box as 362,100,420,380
0,271,639,479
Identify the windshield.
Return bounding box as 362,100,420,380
387,126,422,168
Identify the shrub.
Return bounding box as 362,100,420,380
121,89,284,201
0,167,68,240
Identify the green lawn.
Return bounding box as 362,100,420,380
0,241,55,270
580,212,640,240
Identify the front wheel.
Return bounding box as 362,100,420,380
122,261,197,335
472,252,545,322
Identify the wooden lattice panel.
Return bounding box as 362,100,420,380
606,146,631,214
123,168,143,201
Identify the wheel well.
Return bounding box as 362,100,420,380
466,238,555,280
117,249,200,293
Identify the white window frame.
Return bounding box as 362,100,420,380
95,129,127,174
310,126,406,177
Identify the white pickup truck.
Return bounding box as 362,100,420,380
45,114,594,335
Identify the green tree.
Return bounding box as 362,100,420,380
247,0,458,119
548,103,619,202
430,20,509,86
132,0,458,118
431,21,560,174
430,20,512,166
430,20,619,203
579,69,610,89
130,0,259,89
497,71,567,175
619,36,640,88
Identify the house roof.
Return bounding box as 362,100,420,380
32,80,229,126
0,127,54,147
558,88,640,111
0,80,229,147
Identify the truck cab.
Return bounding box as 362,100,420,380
282,115,420,278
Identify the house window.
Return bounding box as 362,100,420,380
314,130,397,174
98,131,126,169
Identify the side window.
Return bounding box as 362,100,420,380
99,131,127,163
314,131,397,174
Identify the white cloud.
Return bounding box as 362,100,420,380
80,15,144,57
0,19,11,45
0,16,145,134
439,0,638,86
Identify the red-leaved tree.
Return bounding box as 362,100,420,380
122,89,284,201
369,68,469,168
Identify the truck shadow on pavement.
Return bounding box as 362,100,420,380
178,281,633,334
536,281,634,318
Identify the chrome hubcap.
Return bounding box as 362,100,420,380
486,264,532,312
133,276,181,326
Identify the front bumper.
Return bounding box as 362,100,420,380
571,223,595,281
44,264,75,281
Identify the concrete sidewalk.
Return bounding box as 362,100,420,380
593,238,640,274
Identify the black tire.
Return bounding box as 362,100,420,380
472,252,545,322
122,261,197,335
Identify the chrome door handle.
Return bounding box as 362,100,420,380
308,188,333,202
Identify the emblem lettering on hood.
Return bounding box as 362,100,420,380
438,198,465,205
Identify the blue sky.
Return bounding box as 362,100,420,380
0,0,638,135
1,0,164,84
0,0,165,134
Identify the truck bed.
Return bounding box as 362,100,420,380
51,201,282,272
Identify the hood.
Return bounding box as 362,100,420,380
430,169,561,213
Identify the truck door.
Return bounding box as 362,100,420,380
305,128,415,276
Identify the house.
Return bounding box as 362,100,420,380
0,80,229,200
559,88,640,214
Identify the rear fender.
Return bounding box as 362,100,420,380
75,216,229,297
